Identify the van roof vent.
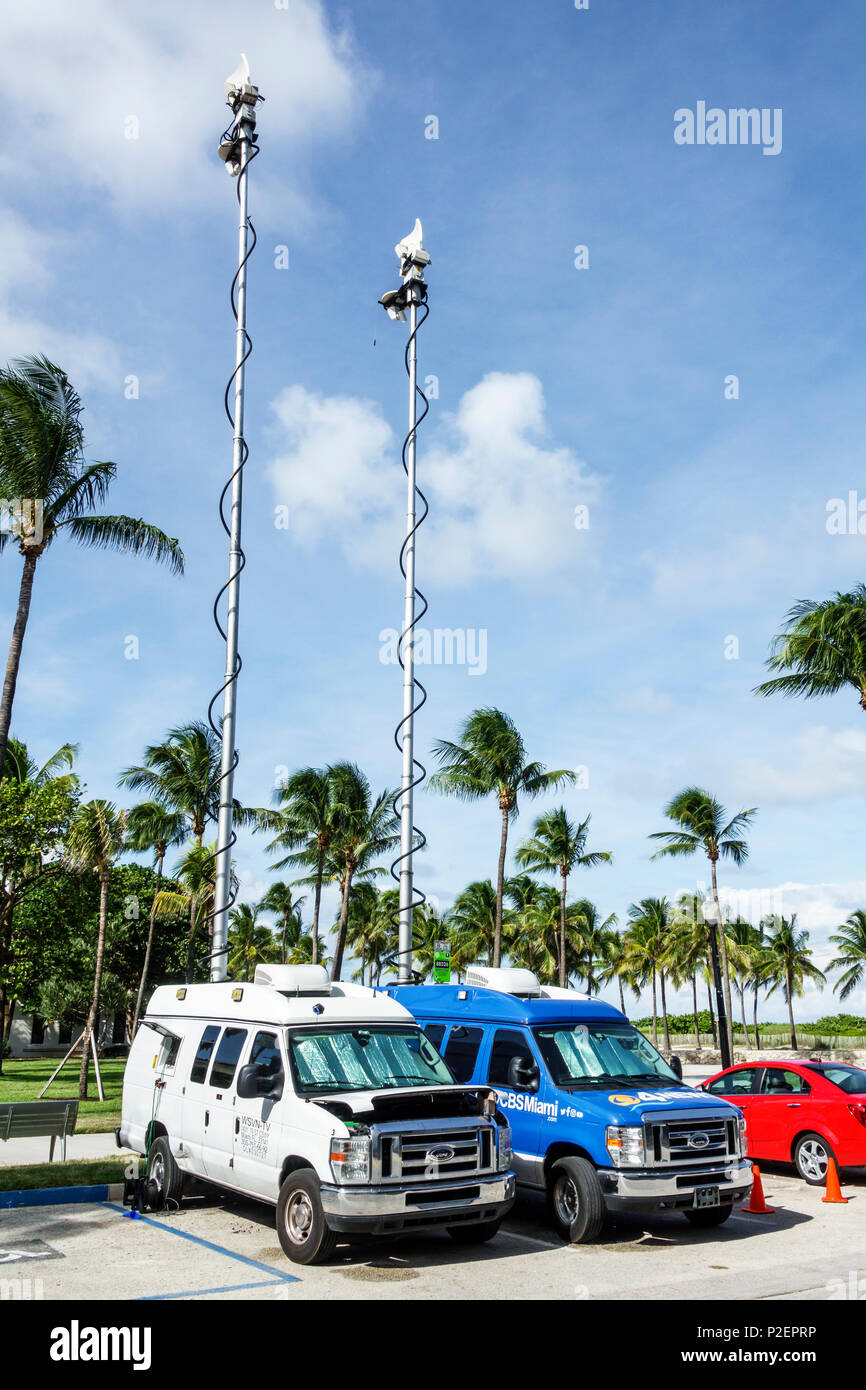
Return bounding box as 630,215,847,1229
253,964,332,996
464,966,541,997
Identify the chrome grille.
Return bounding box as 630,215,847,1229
645,1110,738,1167
372,1119,497,1183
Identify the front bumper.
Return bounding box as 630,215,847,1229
320,1172,515,1234
599,1158,753,1213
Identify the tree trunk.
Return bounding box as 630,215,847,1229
738,980,752,1049
132,852,164,1035
79,871,109,1100
618,977,626,1015
185,897,198,984
753,986,761,1050
692,974,700,1050
330,871,352,981
310,851,324,966
558,871,568,988
710,859,735,1057
651,968,658,1046
660,969,670,1052
0,551,38,775
787,970,798,1050
493,806,509,968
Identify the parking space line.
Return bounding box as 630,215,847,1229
141,1277,291,1300
105,1204,299,1284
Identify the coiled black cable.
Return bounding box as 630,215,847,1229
386,297,431,985
199,112,261,977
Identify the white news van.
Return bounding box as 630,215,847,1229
119,964,515,1264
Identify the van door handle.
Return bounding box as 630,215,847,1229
204,1110,210,1126
235,1118,240,1135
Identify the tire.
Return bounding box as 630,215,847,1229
276,1169,338,1265
146,1136,185,1209
548,1156,606,1244
793,1132,837,1186
684,1203,733,1228
447,1218,502,1245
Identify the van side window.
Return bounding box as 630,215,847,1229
443,1025,483,1083
250,1031,283,1082
423,1023,445,1051
488,1029,533,1086
210,1027,248,1089
190,1025,220,1083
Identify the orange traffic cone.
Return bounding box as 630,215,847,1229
822,1158,848,1204
742,1163,775,1214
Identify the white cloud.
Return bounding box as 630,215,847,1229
266,371,602,586
0,1,365,215
617,685,675,716
735,724,866,804
0,211,120,388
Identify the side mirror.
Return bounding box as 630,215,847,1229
668,1054,683,1082
507,1055,540,1092
237,1063,283,1100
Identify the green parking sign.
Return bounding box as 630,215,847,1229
433,940,451,983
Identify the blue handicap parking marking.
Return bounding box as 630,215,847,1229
106,1203,300,1294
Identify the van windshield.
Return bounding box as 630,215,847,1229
534,1023,681,1090
289,1025,453,1095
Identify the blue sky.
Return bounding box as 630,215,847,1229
2,0,866,1020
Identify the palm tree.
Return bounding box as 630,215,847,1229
596,926,637,1016
326,763,399,982
447,880,500,969
516,809,612,987
2,736,78,789
624,898,672,1050
755,585,866,711
725,918,761,1048
505,875,558,981
344,882,380,985
430,708,574,967
650,787,756,1057
126,800,186,1032
569,899,618,996
152,842,229,983
259,881,305,964
227,903,279,979
119,722,223,848
828,910,866,1001
762,914,826,1049
667,895,710,1050
0,356,184,771
66,800,128,1098
261,767,339,967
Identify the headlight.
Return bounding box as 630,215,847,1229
737,1111,748,1156
329,1135,371,1184
605,1124,645,1167
497,1124,513,1171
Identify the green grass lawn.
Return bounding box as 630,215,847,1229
0,1058,126,1133
0,1157,127,1191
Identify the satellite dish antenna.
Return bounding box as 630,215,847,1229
223,53,251,99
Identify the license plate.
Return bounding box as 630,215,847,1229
693,1185,720,1209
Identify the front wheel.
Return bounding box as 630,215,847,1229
447,1218,502,1245
684,1202,733,1228
146,1136,185,1209
548,1156,606,1244
794,1132,836,1186
276,1170,338,1265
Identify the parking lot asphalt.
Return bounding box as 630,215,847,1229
1,1163,863,1302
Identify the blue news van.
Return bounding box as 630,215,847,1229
387,967,752,1242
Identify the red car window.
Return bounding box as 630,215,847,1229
760,1068,810,1095
706,1066,760,1096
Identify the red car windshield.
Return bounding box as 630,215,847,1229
805,1064,866,1095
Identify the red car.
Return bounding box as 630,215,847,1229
701,1060,866,1184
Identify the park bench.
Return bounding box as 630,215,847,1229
0,1099,79,1161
